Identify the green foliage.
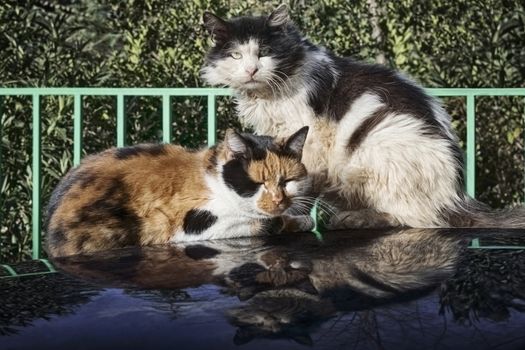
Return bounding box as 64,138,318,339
1,0,524,262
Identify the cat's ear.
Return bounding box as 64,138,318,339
267,4,290,27
224,129,250,160
203,12,231,43
283,126,309,159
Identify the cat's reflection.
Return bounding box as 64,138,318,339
223,228,464,344
54,228,466,344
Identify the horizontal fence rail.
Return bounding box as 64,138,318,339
1,87,525,260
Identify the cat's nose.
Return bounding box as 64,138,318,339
272,191,284,204
245,66,258,77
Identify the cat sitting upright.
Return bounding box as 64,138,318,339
46,127,312,257
201,5,525,229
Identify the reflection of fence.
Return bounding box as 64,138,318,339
0,259,56,279
468,238,525,250
0,87,524,260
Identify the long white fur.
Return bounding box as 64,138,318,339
205,42,463,227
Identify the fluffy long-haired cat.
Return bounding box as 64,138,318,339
201,5,525,228
46,127,312,257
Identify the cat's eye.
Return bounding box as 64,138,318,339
259,47,271,57
280,178,294,186
230,51,242,59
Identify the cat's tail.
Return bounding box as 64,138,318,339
448,196,525,228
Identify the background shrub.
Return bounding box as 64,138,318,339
1,0,524,262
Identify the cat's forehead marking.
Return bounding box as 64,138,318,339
248,152,306,182
233,38,259,56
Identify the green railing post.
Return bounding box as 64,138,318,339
162,94,172,143
0,96,3,193
32,94,42,259
1,264,18,277
2,87,525,263
207,94,216,146
116,94,126,147
1,259,58,279
73,94,83,166
466,94,476,198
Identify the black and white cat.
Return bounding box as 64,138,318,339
201,4,525,228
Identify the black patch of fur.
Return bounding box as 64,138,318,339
46,223,66,250
222,159,261,197
238,131,306,161
76,232,91,252
183,209,218,235
310,58,437,125
184,245,220,260
46,168,96,227
238,132,272,160
114,144,166,160
73,178,141,248
347,107,390,153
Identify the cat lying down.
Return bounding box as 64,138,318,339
45,127,314,257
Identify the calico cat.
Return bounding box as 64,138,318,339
46,127,312,257
201,5,525,228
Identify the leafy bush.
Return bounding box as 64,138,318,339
1,0,524,262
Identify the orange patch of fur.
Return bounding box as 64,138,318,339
47,145,216,256
247,152,306,215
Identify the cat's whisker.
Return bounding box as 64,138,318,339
265,76,281,98
293,196,337,217
289,203,317,216
265,75,284,98
272,69,294,92
269,71,294,97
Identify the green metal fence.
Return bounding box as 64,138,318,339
1,87,525,260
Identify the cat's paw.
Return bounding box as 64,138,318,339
281,215,315,233
327,209,397,229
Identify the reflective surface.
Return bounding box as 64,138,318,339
2,228,525,350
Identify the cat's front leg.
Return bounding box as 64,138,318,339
327,209,399,229
255,215,314,235
280,214,315,233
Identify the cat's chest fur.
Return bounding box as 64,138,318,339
236,92,334,177
236,90,313,135
170,173,268,242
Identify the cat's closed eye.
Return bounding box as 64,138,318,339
279,178,295,186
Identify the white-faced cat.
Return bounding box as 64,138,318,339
46,127,312,257
201,5,525,228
